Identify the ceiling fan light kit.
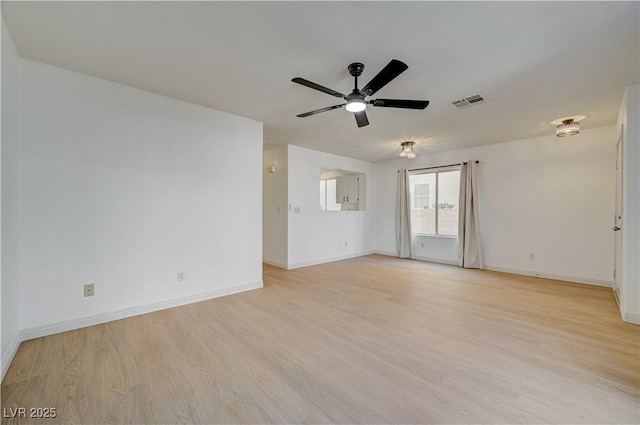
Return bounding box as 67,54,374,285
346,98,367,113
292,59,429,128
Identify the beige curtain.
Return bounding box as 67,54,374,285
458,161,484,268
396,169,413,259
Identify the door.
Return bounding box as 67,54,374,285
613,133,623,303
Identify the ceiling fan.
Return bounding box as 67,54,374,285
292,59,429,128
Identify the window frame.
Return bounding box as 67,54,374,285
413,183,430,209
319,178,341,212
408,165,461,237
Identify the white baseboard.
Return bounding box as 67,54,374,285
484,264,612,288
374,251,458,267
374,252,612,287
3,282,262,381
622,313,640,325
1,331,24,382
614,289,639,325
413,255,458,266
373,250,396,257
286,251,374,270
613,288,621,306
262,258,288,269
20,281,263,342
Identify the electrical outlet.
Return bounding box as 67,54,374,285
177,272,185,282
84,283,95,297
529,253,535,260
344,241,348,247
421,242,424,248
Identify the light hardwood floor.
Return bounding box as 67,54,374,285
2,255,639,424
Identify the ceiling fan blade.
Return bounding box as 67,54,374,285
296,104,345,118
371,99,430,109
292,77,345,98
354,110,369,128
361,59,408,96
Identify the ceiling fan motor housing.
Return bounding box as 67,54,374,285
345,91,366,102
348,63,365,77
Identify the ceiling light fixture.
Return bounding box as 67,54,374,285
345,97,367,113
556,118,580,137
399,141,416,159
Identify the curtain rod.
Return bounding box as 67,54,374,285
408,161,479,172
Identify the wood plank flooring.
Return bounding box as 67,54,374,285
2,254,639,424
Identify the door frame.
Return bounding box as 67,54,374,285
613,128,623,305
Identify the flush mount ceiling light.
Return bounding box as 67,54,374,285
551,115,586,137
399,141,416,159
556,119,580,137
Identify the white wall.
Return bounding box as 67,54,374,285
617,84,640,323
375,126,617,286
287,145,374,268
1,18,23,378
18,59,263,333
263,144,288,267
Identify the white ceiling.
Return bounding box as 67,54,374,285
3,1,639,162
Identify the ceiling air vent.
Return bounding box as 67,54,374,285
451,94,487,110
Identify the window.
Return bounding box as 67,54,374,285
413,183,430,209
409,168,460,236
319,179,341,211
